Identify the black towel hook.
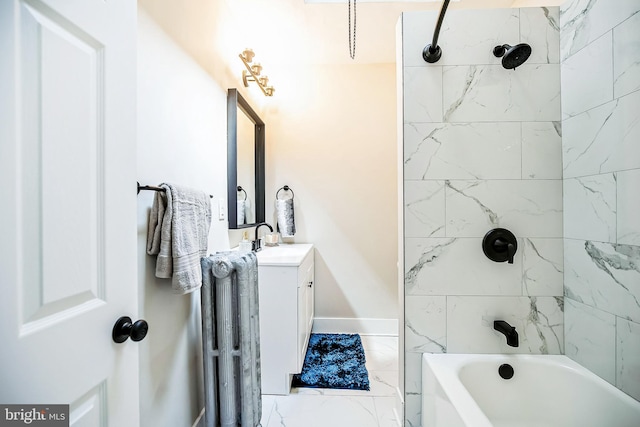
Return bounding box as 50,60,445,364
237,186,247,201
276,185,294,200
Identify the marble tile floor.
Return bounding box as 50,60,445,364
260,335,400,427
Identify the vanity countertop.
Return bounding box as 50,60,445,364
254,243,313,267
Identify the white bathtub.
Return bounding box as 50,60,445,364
422,354,640,427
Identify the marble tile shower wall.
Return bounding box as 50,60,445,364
401,7,563,425
560,0,640,402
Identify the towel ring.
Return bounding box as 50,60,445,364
237,186,247,201
276,185,294,200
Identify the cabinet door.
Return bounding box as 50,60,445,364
306,265,314,335
297,282,309,370
297,266,315,370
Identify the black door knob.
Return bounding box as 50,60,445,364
112,316,149,343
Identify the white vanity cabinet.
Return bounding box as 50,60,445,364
255,244,314,395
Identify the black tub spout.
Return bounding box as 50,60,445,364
494,320,519,347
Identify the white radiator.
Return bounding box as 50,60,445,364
201,251,262,427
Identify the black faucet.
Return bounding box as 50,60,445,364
253,222,273,252
494,320,519,347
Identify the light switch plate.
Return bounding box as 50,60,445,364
218,198,226,221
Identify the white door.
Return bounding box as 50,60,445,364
0,0,139,426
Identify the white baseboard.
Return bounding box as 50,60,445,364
311,317,399,336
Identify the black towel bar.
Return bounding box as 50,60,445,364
137,182,213,198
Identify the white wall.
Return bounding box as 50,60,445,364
136,9,231,426
560,0,640,402
263,63,400,326
400,7,563,426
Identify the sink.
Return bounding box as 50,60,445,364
254,243,313,266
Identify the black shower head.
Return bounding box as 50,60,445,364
493,43,532,69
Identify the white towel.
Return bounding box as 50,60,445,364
276,198,296,237
244,197,253,223
146,183,212,294
237,199,246,225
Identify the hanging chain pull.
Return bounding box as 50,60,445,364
348,0,357,59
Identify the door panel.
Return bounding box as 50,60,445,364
69,382,107,427
0,0,138,425
19,0,105,328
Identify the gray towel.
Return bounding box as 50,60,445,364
276,198,296,237
146,183,212,294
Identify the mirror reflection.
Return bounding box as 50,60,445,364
236,110,255,225
227,88,265,229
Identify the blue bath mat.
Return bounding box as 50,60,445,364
292,333,370,391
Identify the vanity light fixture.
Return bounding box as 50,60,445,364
239,49,275,97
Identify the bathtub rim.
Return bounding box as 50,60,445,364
422,353,492,427
421,353,640,427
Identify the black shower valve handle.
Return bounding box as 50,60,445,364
507,243,515,264
493,238,516,264
482,228,518,264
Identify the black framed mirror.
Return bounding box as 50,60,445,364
227,88,265,229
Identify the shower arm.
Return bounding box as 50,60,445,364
423,0,451,63
430,0,450,53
